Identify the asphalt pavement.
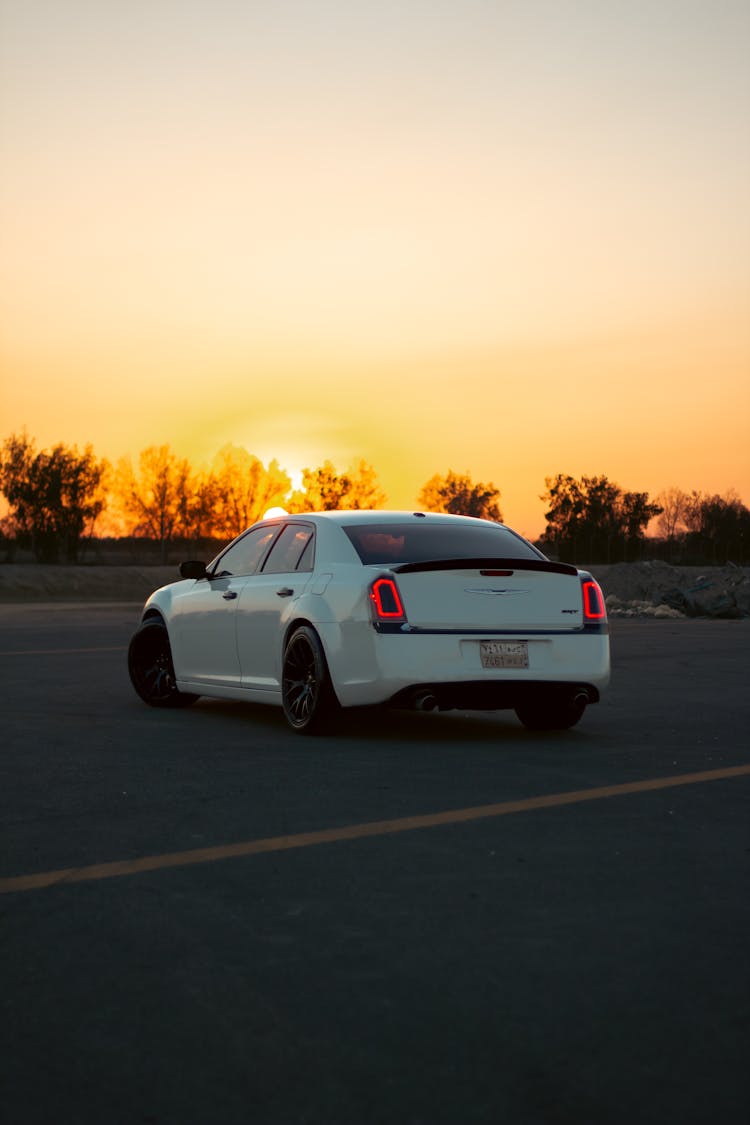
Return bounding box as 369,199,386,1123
1,605,748,1124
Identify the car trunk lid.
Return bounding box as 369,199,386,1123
389,558,583,632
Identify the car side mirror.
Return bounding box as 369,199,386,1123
180,560,207,580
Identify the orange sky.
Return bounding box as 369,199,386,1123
1,0,749,538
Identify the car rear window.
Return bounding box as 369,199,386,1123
343,521,543,565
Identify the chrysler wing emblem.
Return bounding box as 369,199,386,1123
464,587,530,595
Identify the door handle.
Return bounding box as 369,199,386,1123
276,587,294,598
222,590,238,600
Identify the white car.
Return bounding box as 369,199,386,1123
128,510,609,733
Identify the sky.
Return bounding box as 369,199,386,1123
1,0,749,537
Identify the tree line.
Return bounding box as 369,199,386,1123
538,474,748,564
1,432,747,565
0,434,503,563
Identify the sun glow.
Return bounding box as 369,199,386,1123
285,468,304,494
1,3,748,537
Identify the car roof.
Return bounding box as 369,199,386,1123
284,510,505,528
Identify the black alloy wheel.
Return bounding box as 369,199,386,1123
281,625,338,734
128,618,198,708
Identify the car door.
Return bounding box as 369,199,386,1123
170,524,280,686
236,522,315,691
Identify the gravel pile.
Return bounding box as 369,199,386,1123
588,562,750,619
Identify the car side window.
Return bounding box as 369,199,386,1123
261,524,315,575
213,526,279,577
296,534,314,572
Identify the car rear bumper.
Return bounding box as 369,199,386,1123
318,623,611,708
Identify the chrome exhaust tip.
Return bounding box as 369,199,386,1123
413,691,439,712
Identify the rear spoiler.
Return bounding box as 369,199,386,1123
391,557,579,577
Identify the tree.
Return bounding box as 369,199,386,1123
655,487,689,541
682,490,750,563
541,473,661,562
181,468,218,544
114,445,195,562
680,490,702,533
210,445,291,539
618,490,663,556
539,473,586,548
287,460,386,512
0,432,109,562
418,470,503,521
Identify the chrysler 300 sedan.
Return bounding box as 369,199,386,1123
128,510,609,733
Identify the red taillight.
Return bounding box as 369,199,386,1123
582,579,606,620
370,577,406,621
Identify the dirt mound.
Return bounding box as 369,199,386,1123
0,564,178,603
588,562,750,619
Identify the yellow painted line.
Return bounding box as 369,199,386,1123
0,646,125,657
2,763,749,895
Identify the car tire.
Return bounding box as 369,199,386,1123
515,691,587,731
281,625,339,734
128,618,199,709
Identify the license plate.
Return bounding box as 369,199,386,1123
480,640,529,669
